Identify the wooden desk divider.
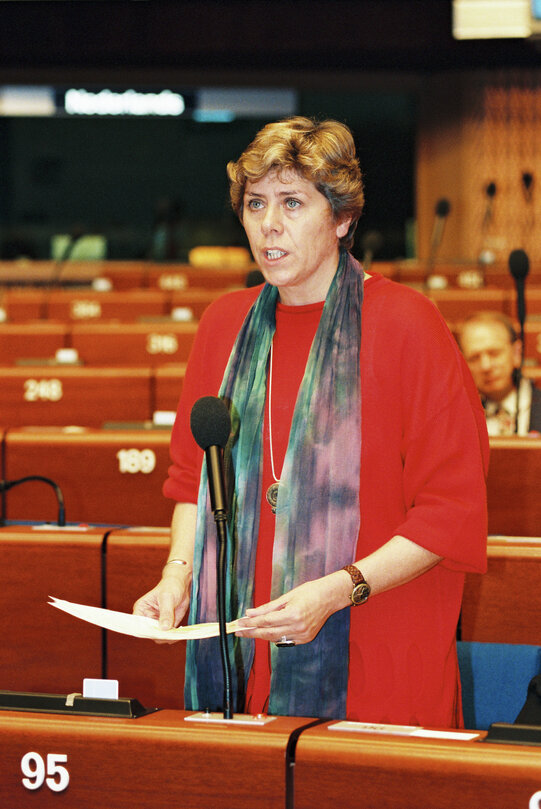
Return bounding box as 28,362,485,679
2,426,174,527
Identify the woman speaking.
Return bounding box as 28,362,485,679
134,116,488,727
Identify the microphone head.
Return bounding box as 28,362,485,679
434,198,451,218
190,396,231,450
485,182,497,198
522,172,534,191
508,249,530,282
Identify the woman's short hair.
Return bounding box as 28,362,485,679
227,116,364,250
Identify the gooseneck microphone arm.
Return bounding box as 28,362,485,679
425,198,451,285
190,395,233,719
0,475,66,527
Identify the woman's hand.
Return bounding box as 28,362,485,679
235,570,351,645
133,567,192,644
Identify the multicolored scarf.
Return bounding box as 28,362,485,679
185,250,363,718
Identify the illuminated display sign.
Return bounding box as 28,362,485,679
64,88,186,116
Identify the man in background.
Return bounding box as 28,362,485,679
458,311,541,436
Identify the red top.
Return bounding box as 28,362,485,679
164,274,488,726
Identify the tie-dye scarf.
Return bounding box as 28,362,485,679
185,250,363,718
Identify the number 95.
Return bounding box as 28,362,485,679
21,752,69,792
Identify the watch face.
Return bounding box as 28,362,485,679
351,582,371,605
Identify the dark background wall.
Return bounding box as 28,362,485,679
0,0,538,261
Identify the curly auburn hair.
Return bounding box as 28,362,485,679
226,116,364,250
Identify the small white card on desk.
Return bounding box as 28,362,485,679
328,721,479,741
83,678,119,700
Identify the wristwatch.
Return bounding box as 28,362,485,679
342,564,371,606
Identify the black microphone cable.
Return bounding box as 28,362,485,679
0,475,66,527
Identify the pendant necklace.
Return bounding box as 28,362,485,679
266,341,280,514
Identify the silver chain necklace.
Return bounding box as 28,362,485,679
266,341,280,513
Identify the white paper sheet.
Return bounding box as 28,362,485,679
48,596,241,641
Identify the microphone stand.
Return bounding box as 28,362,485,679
515,282,526,436
0,475,66,527
205,445,233,720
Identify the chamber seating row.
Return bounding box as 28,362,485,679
1,519,540,715
0,320,198,365
4,280,541,325
1,428,540,531
3,256,541,287
0,259,252,290
3,318,541,369
0,286,228,322
0,363,185,427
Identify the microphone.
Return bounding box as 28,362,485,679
426,198,451,284
522,171,534,201
190,396,231,518
0,475,66,527
509,248,530,340
361,230,383,273
482,182,497,229
509,249,530,434
190,395,233,719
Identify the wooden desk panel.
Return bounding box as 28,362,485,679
0,322,69,364
427,287,507,320
0,710,305,809
146,263,249,290
46,289,169,321
295,723,541,809
394,260,541,289
0,260,100,286
90,261,147,290
169,287,229,319
3,427,174,527
487,438,541,536
0,366,152,427
1,289,44,320
461,536,541,644
0,526,104,694
71,322,198,366
105,528,185,710
524,321,541,364
153,363,185,413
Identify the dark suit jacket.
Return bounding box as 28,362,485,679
529,383,541,433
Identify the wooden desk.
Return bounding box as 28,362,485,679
105,528,186,709
0,322,69,364
70,321,198,366
487,437,541,536
394,260,541,289
461,535,541,644
146,263,249,290
524,321,541,364
153,363,185,413
0,366,153,427
295,722,541,809
427,287,507,320
168,286,229,319
0,525,104,694
2,427,174,527
90,261,147,290
0,260,100,287
0,709,306,809
1,289,44,320
45,289,169,321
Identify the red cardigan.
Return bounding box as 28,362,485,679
164,273,488,727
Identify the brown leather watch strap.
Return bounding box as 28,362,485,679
342,564,366,585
